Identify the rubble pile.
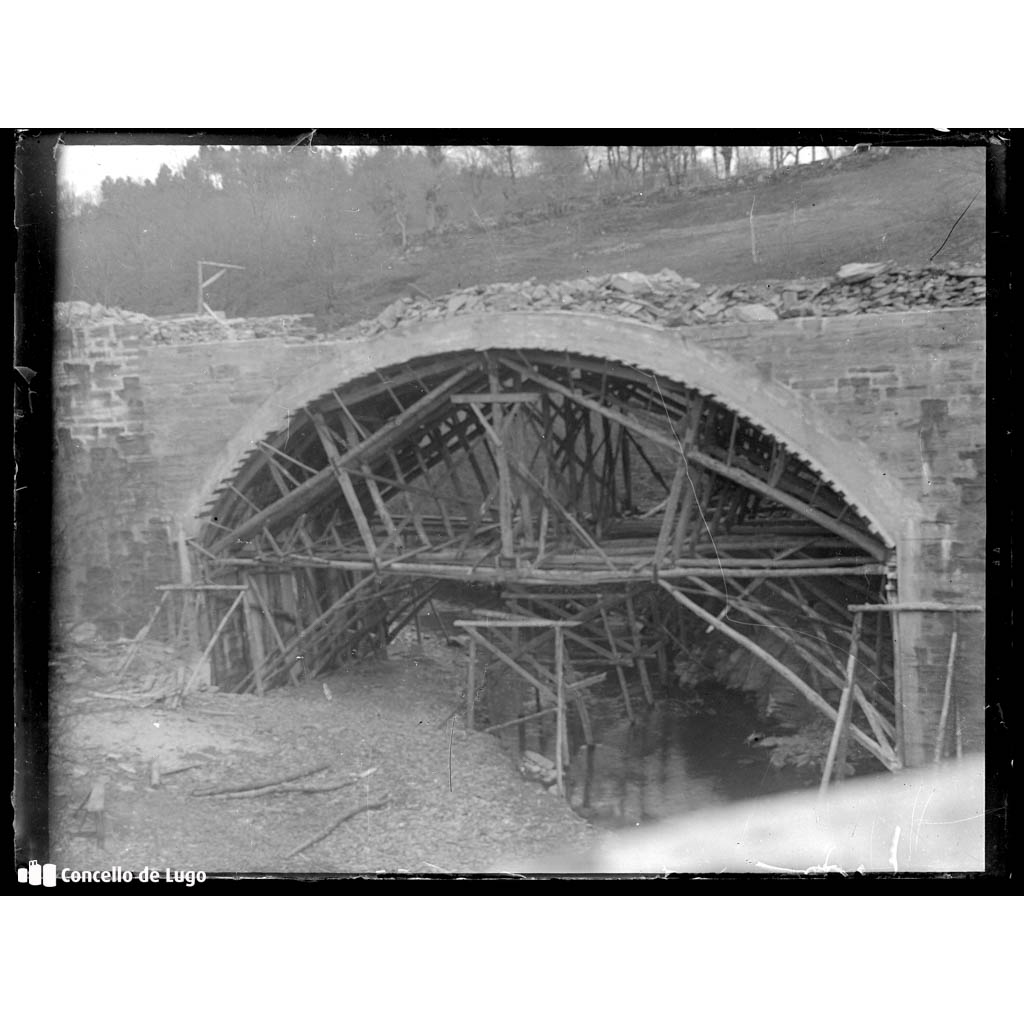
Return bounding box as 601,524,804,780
56,301,154,327
55,301,318,344
359,261,985,339
57,260,984,348
52,623,211,709
145,312,318,344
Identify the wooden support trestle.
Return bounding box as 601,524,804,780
189,349,904,706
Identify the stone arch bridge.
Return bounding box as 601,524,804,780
55,296,985,770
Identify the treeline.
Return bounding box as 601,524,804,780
58,144,849,318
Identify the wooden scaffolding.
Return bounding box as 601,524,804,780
181,346,912,770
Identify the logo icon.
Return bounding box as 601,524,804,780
17,861,57,886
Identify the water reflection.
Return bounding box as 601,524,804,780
420,597,820,830
563,688,807,829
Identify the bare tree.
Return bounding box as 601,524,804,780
532,146,586,215
605,146,642,182
645,147,678,188
423,145,448,235
503,146,518,184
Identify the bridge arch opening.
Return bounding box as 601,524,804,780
189,313,908,775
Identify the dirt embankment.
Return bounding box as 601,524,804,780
50,629,594,875
327,147,985,324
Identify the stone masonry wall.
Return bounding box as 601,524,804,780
53,318,336,633
53,274,985,763
680,311,986,758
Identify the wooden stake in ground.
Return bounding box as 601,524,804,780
85,775,108,849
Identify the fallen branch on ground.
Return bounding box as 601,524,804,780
191,761,331,797
212,767,379,798
162,762,205,777
286,794,390,859
85,689,149,703
150,760,206,788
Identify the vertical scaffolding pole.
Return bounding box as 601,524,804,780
555,626,565,796
934,613,960,764
819,611,862,795
466,637,477,732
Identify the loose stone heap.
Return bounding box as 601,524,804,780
144,313,318,344
56,260,984,346
56,301,154,327
56,301,318,344
362,261,985,339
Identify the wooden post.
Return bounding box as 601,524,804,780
175,524,199,649
601,609,634,721
165,589,177,643
427,598,453,645
625,592,654,705
571,679,594,745
243,583,267,696
85,776,108,850
247,574,302,687
184,590,246,695
310,410,380,562
620,423,633,513
114,591,169,684
510,411,535,548
555,627,565,794
672,399,704,560
483,367,516,561
175,590,190,645
934,613,960,764
654,466,686,568
819,611,862,795
466,638,477,731
654,598,670,684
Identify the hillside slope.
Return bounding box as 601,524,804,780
323,147,985,326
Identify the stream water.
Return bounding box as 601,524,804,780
420,598,816,830
534,680,811,829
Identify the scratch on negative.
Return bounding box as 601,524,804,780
888,825,902,872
